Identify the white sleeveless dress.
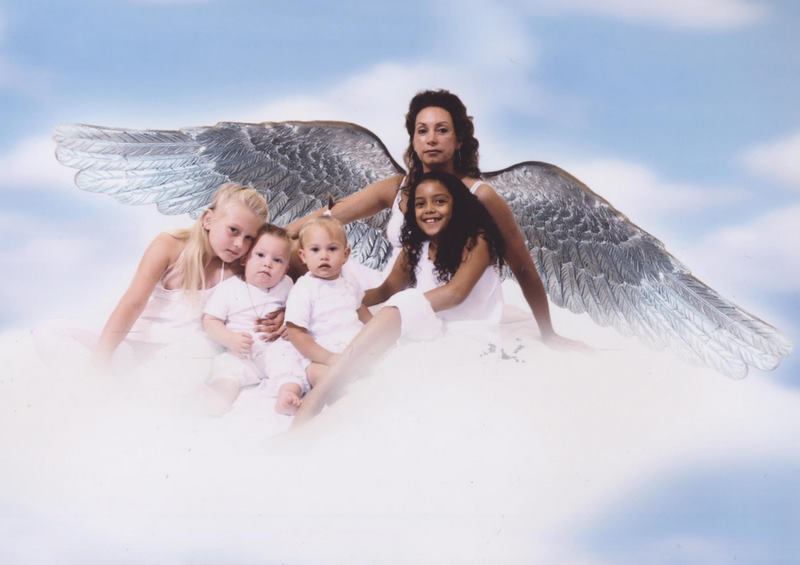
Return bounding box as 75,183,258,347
381,179,504,339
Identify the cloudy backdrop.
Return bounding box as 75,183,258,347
1,0,798,563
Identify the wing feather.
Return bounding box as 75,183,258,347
54,120,405,269
487,161,792,377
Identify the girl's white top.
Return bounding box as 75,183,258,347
128,263,226,345
415,241,504,324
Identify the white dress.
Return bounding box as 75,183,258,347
203,275,306,390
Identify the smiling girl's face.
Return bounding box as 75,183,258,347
414,179,454,239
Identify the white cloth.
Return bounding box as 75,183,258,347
203,275,293,333
415,242,503,325
209,339,308,392
385,241,503,341
284,272,365,361
203,275,305,389
128,262,229,345
127,283,214,345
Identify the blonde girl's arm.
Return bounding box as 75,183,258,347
422,237,493,313
92,233,181,367
284,175,404,238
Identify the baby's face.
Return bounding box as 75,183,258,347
244,233,290,289
299,225,349,280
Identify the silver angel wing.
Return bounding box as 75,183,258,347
487,162,792,378
53,121,404,269
55,121,791,377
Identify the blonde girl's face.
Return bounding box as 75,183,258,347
298,225,350,280
244,233,290,290
203,203,262,263
412,106,460,172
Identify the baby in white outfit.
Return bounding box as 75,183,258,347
203,224,307,415
286,217,372,389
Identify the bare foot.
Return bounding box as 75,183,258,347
275,390,302,415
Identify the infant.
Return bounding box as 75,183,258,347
285,217,372,388
202,224,307,415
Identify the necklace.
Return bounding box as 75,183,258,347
244,279,271,319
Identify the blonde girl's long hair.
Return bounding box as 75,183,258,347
169,182,268,295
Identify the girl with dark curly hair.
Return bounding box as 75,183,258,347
286,89,580,350
292,171,509,426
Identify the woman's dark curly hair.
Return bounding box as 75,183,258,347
400,171,504,287
403,90,481,188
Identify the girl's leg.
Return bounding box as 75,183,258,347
203,377,241,416
292,307,401,427
305,363,329,387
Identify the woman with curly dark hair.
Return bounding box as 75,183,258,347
287,89,580,350
292,171,508,426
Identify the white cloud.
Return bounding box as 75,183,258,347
0,134,74,190
564,158,750,231
688,205,800,293
742,131,800,191
523,0,767,30
236,58,548,170
0,203,188,327
130,0,210,4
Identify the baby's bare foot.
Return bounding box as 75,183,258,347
275,392,302,416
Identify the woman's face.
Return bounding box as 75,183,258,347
412,106,461,172
414,180,454,239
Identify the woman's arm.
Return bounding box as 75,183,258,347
285,175,404,238
475,185,588,350
472,186,557,336
93,233,181,367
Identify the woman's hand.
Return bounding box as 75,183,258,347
255,309,286,341
541,332,592,353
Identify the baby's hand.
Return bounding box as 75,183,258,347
229,332,254,357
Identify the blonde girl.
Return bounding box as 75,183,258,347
93,182,268,368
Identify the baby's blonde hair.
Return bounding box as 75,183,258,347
170,182,268,294
297,216,348,248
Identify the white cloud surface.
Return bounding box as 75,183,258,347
0,134,74,189
566,158,749,231
524,0,767,30
689,204,800,293
742,131,800,191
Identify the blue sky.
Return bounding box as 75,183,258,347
1,0,799,562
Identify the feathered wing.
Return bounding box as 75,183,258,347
53,121,404,269
54,121,791,376
487,162,792,378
